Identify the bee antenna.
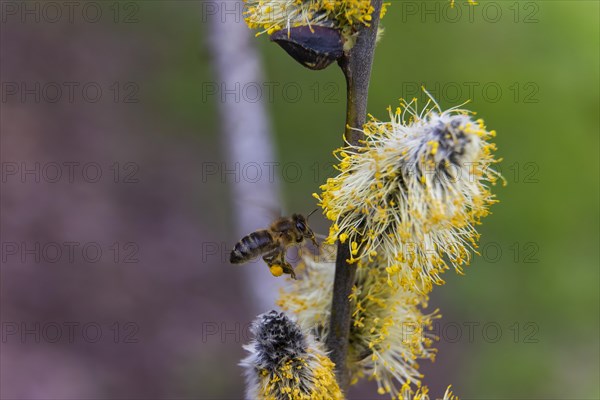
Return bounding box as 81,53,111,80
306,208,319,220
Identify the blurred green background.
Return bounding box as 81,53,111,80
151,0,599,398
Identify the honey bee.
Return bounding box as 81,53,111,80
230,211,319,279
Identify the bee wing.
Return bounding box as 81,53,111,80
231,198,282,225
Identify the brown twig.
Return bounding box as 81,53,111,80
325,0,383,392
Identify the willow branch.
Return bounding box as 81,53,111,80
325,0,383,392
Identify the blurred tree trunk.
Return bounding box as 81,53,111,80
206,1,283,311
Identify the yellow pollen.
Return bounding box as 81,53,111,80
270,265,284,277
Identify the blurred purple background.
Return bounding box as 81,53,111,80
0,7,255,398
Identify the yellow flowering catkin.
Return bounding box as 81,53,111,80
243,0,479,37
243,0,388,37
314,97,503,293
241,310,343,400
278,246,438,398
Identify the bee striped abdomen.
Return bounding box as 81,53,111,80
230,230,275,264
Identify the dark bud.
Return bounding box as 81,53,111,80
270,26,343,70
252,311,307,370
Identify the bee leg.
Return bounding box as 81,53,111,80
262,250,277,265
281,262,296,279
277,253,296,280
262,248,297,279
263,249,286,278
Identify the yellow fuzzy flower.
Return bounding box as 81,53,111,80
243,0,384,37
241,310,342,400
314,96,503,293
278,246,438,398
